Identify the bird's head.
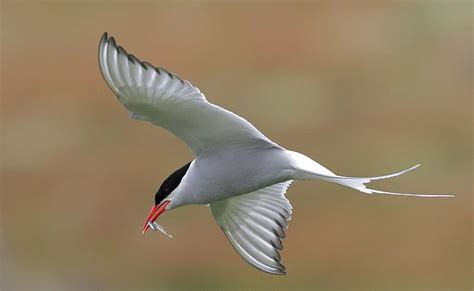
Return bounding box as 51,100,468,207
141,162,191,236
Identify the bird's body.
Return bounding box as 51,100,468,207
98,33,452,275
169,148,298,208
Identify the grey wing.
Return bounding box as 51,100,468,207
98,33,278,157
210,181,293,275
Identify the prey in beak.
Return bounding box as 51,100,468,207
142,200,172,238
142,161,192,238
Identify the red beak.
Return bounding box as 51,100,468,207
142,200,171,234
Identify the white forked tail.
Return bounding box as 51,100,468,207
287,151,453,198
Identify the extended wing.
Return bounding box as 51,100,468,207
98,33,278,157
210,181,293,275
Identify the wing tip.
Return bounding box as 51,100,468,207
100,32,109,50
263,267,287,275
101,32,108,41
99,32,108,51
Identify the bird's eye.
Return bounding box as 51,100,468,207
165,188,170,192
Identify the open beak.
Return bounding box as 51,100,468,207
142,200,171,235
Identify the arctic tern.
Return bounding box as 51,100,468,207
98,33,452,275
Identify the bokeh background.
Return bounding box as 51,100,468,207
1,1,472,290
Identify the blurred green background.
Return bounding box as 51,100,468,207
1,1,472,290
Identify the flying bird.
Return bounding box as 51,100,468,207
98,33,452,275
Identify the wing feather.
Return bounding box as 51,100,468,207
98,33,278,157
210,181,293,275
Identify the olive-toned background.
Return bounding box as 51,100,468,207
1,1,472,290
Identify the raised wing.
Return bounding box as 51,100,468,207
210,181,293,275
98,33,278,157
